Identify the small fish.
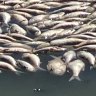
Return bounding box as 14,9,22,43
28,14,46,24
74,24,96,34
22,53,46,71
8,33,33,41
62,50,76,63
50,38,85,46
11,14,28,25
10,24,27,35
67,59,85,81
17,60,36,72
77,51,95,66
0,61,21,75
0,54,17,68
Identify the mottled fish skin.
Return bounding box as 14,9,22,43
77,51,95,66
62,50,76,63
17,60,36,72
47,56,66,76
67,59,85,81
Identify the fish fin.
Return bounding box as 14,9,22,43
50,55,61,59
90,66,93,70
69,76,81,82
15,70,24,75
38,67,46,71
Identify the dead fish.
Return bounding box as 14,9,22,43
65,17,88,22
0,12,11,24
77,51,95,66
35,29,64,40
74,24,96,34
0,61,21,75
8,33,33,41
34,46,67,53
75,39,96,48
63,11,90,19
0,34,16,41
67,59,85,81
37,20,63,29
68,34,96,39
47,56,66,76
0,38,12,44
9,10,32,18
75,45,96,51
2,0,24,5
27,3,51,10
11,14,28,25
28,14,46,24
17,60,36,72
48,12,64,20
0,5,12,10
62,50,76,63
0,54,17,68
62,1,90,6
52,5,88,13
44,1,63,7
50,38,85,46
22,53,46,71
4,47,32,53
25,25,41,36
4,42,32,50
16,8,46,14
10,24,27,35
52,21,81,29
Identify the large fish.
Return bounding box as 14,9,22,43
67,59,85,81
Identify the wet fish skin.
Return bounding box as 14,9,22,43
67,59,85,81
22,53,46,71
62,50,76,63
77,51,95,66
17,60,36,72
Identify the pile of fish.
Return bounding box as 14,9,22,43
0,0,96,81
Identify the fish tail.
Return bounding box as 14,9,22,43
15,70,24,75
69,76,81,82
38,67,46,71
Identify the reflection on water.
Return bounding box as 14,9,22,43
0,54,96,96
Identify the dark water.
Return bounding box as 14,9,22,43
0,54,96,96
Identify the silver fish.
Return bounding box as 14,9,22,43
77,51,95,66
62,50,76,63
0,54,17,68
0,61,21,75
17,60,36,72
68,59,85,81
22,53,46,71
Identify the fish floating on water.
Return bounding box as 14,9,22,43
0,0,96,82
